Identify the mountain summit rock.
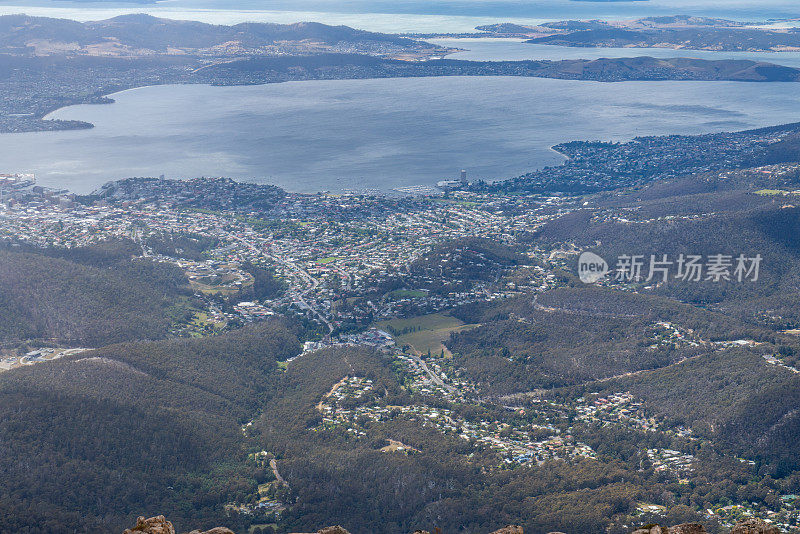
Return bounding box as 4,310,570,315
632,520,780,534
122,515,234,534
123,516,782,534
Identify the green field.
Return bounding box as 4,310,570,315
754,189,792,196
388,289,429,299
375,313,478,357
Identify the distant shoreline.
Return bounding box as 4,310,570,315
27,55,800,135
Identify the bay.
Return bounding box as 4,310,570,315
2,76,799,194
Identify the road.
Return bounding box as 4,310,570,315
407,351,456,395
225,228,334,334
269,458,287,487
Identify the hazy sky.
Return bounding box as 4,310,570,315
0,0,796,33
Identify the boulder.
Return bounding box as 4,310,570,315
123,516,175,534
730,519,780,534
667,524,706,534
318,527,351,534
489,526,523,534
122,516,234,534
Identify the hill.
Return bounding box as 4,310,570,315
477,16,800,53
444,286,767,395
532,163,800,328
0,321,301,534
0,240,193,347
0,14,438,58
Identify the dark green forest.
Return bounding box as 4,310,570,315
0,321,301,534
0,240,191,346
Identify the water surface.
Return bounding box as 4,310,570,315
432,38,800,68
2,76,798,194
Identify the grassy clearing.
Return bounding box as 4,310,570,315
389,289,429,299
755,189,791,196
188,273,252,296
380,439,421,454
189,280,240,296
375,313,478,357
191,312,226,329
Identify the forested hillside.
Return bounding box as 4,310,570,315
444,287,770,394
532,164,800,327
0,321,301,534
0,241,191,346
252,347,653,534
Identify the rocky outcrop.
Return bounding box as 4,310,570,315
412,527,524,534
490,527,524,534
633,520,780,534
633,524,706,534
290,527,354,534
667,525,706,534
124,516,175,534
125,516,782,534
730,519,781,534
122,516,233,534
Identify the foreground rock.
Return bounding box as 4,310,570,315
730,519,781,534
490,528,524,534
633,524,706,534
633,519,780,534
123,517,175,534
123,516,234,534
125,516,783,534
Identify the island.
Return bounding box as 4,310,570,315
476,15,800,52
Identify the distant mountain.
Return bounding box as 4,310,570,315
0,14,440,57
196,54,800,84
526,27,800,52
477,15,800,52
